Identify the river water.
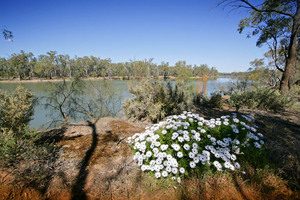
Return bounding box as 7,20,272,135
0,78,236,129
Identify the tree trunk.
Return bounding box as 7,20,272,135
280,6,299,93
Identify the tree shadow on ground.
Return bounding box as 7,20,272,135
253,112,300,190
71,119,99,200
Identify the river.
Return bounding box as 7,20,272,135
0,77,236,129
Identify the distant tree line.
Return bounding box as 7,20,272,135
0,50,218,81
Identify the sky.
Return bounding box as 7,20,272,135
0,0,269,73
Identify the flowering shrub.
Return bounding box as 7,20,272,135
127,111,264,183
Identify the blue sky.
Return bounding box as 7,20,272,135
0,0,268,72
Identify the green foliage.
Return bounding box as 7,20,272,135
0,86,36,134
0,51,218,80
0,86,58,185
228,87,292,112
0,126,59,184
193,92,223,109
122,80,195,122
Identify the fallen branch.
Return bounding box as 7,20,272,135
115,123,127,146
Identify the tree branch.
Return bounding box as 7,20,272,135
220,0,295,17
240,0,294,17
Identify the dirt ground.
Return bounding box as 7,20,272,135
0,107,299,200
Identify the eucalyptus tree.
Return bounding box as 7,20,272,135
220,0,299,93
123,61,133,79
99,58,112,78
28,57,37,79
56,54,69,78
175,60,193,81
8,50,33,81
159,61,170,79
0,58,9,78
46,51,58,79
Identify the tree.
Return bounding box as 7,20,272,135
220,0,299,93
2,28,13,41
8,50,34,81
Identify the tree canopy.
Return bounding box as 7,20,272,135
0,50,218,81
220,0,299,93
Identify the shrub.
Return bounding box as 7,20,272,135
0,127,59,184
127,111,264,182
122,80,194,122
193,92,223,109
0,86,36,134
0,86,58,185
228,87,292,112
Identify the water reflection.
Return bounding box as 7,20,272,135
0,78,236,129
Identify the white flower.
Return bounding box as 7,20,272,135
178,136,184,143
141,165,147,171
231,154,237,161
223,121,229,126
224,162,230,168
172,168,178,174
192,148,198,154
177,152,183,158
172,132,179,139
190,161,196,168
209,124,216,129
162,130,167,135
192,143,198,149
179,167,185,174
160,144,168,151
183,144,190,151
166,166,172,172
155,172,161,178
234,162,240,169
254,142,261,148
167,154,172,160
146,151,152,157
213,161,222,169
183,134,190,142
161,171,168,178
210,137,216,143
193,157,200,164
189,152,195,158
260,140,264,145
150,160,156,166
257,133,264,137
233,118,239,123
177,177,181,183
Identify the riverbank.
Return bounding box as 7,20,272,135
0,107,299,200
0,76,220,83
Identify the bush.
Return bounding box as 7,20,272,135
0,127,59,183
0,86,36,134
193,92,223,109
0,86,58,185
127,111,264,182
228,87,292,112
122,80,194,122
